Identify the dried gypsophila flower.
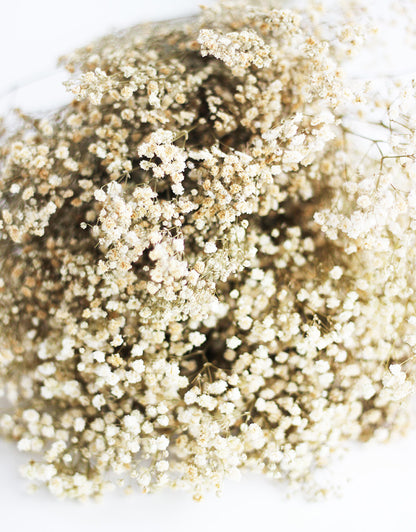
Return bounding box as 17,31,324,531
0,0,416,501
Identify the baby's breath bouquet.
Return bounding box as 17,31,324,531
1,0,416,500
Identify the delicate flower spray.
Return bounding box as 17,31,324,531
1,0,416,500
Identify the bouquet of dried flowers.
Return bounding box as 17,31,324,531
1,0,416,500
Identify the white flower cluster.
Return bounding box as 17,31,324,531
198,28,272,71
0,0,415,501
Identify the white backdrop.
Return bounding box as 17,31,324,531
0,1,416,531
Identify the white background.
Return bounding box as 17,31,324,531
1,1,416,531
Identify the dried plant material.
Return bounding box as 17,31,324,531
1,0,416,501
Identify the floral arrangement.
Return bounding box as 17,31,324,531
1,0,416,500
